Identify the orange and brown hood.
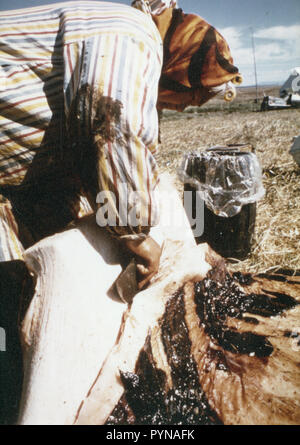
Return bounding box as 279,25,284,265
157,8,241,91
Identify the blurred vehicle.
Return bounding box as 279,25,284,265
261,67,300,111
260,95,292,111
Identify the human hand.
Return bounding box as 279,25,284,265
123,237,162,290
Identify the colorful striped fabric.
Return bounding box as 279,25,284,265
0,1,163,260
0,201,24,261
131,0,177,15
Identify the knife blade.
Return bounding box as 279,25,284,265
114,258,138,304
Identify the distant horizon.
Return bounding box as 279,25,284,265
238,81,282,87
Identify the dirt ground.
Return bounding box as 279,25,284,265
157,85,300,273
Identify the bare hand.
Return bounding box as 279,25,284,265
123,237,162,290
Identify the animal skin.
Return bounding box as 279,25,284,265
17,175,300,425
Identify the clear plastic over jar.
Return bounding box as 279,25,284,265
178,145,265,218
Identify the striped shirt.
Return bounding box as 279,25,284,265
0,1,163,259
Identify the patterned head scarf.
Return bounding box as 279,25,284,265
131,0,177,15
160,9,241,90
132,1,242,109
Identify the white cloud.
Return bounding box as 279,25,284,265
219,26,243,50
254,24,300,41
255,42,296,62
219,24,300,85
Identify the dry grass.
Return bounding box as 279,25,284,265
157,86,300,273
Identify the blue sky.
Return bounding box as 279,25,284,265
0,0,299,85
